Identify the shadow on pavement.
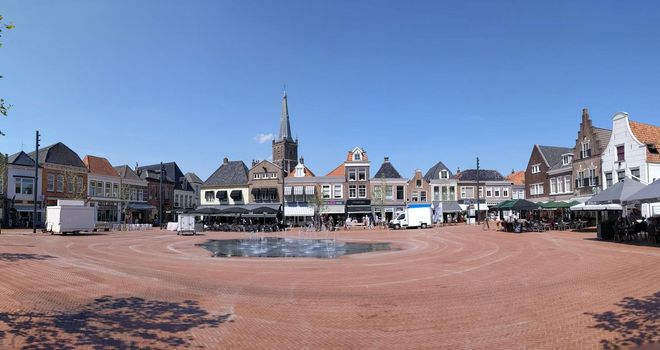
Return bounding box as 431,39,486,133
585,291,660,349
0,296,232,349
0,253,56,262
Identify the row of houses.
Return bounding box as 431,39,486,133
523,109,660,217
0,143,201,227
1,93,658,227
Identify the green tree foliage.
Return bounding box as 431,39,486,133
1,14,15,123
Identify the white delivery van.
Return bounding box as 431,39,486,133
177,214,197,235
389,203,432,229
45,200,97,234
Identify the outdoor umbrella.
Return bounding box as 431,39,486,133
624,178,660,204
587,179,646,204
251,206,279,215
194,207,221,215
221,207,250,214
492,200,514,210
509,199,540,211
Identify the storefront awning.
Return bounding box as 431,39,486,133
293,186,304,195
13,205,44,212
230,190,242,200
216,191,228,200
285,206,314,217
321,205,345,214
251,188,261,195
347,205,372,214
304,186,315,195
126,202,157,210
459,204,489,211
284,186,292,195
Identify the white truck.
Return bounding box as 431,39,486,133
45,200,97,234
389,204,432,230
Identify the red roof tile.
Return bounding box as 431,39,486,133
83,155,120,177
629,120,660,163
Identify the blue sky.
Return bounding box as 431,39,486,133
1,1,660,180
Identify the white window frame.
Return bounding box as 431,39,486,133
358,184,367,198
494,187,500,197
48,174,55,192
322,185,331,199
348,169,357,181
56,174,64,193
440,170,449,179
333,184,342,199
531,164,541,174
486,187,492,197
15,177,35,195
348,185,357,198
502,187,509,197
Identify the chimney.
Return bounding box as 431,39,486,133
456,167,460,173
299,157,304,164
415,169,422,176
582,108,589,123
135,162,139,172
252,159,258,167
511,169,515,174
223,157,229,164
384,157,389,163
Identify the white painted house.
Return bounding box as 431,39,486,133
601,112,660,216
5,151,44,227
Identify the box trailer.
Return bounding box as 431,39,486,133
45,200,96,234
389,203,432,229
177,214,197,235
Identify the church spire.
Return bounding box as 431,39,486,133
278,91,293,142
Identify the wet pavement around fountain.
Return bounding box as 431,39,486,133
198,236,394,258
0,225,659,349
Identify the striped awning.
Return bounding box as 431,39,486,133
321,205,345,214
293,186,304,195
284,186,292,195
305,186,315,195
285,206,314,217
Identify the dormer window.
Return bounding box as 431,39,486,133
440,170,449,179
562,154,573,166
295,166,304,177
353,151,361,161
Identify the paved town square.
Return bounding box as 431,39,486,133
0,226,658,349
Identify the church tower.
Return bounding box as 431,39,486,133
272,91,298,174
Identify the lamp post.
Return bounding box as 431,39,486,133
33,130,40,233
158,162,164,230
476,157,480,223
281,159,286,228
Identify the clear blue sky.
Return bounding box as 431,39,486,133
2,1,659,180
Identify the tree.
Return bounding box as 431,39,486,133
0,15,15,130
308,188,327,230
61,167,88,202
371,172,388,224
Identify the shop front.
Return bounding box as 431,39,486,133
346,199,372,222
125,202,156,224
95,201,119,223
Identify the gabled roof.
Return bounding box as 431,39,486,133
536,145,573,168
506,171,525,185
137,162,183,183
456,169,506,182
28,142,86,168
8,151,35,167
83,155,119,177
374,159,402,179
114,165,143,182
204,160,249,186
326,163,345,177
629,120,660,163
592,127,612,153
288,163,315,178
346,146,368,162
424,161,454,181
185,172,203,184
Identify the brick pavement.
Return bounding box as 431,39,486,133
0,226,658,349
